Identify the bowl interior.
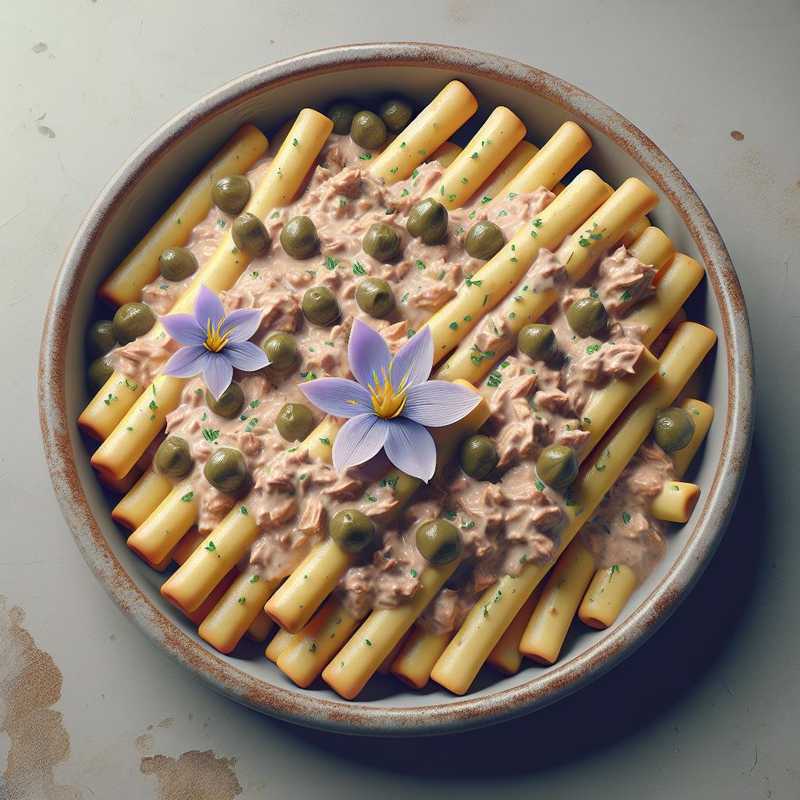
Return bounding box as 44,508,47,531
45,49,747,735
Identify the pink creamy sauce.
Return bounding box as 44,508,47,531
110,130,674,630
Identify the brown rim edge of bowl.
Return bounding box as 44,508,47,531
38,42,753,737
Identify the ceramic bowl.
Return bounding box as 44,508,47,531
39,43,753,736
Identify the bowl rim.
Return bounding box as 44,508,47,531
38,41,753,736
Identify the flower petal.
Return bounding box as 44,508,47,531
223,308,263,343
402,380,481,427
160,313,206,346
224,341,269,372
194,284,225,329
332,414,388,472
390,325,433,389
383,418,436,482
203,353,234,400
162,345,210,378
348,318,391,389
299,377,373,418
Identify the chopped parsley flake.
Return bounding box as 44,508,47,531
319,436,331,446
181,491,194,502
352,261,367,275
586,343,601,354
535,480,545,492
622,511,632,525
469,344,495,365
449,321,459,330
240,505,248,515
621,289,633,302
204,540,217,552
249,574,260,583
202,428,220,442
465,275,482,287
487,371,502,388
358,152,372,160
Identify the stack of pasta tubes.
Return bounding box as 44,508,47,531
78,79,715,700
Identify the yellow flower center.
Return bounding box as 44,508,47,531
203,318,230,353
367,367,408,419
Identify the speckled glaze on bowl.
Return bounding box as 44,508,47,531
38,43,753,736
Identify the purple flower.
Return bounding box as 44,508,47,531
161,285,268,399
300,320,480,482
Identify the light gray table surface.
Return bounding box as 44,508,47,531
2,1,798,797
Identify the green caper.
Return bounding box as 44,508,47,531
415,519,462,565
536,445,578,492
464,221,506,260
459,434,499,480
327,100,359,135
355,278,395,319
566,296,608,338
302,286,340,326
87,320,116,358
159,246,198,281
154,436,193,479
205,383,244,419
203,447,249,495
112,302,156,344
261,332,300,373
517,324,557,361
378,97,413,132
232,212,271,256
212,174,251,215
280,215,319,259
330,509,376,553
88,355,114,391
276,403,315,442
406,198,448,245
350,110,387,150
653,407,695,453
363,222,401,262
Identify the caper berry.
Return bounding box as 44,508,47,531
517,324,557,361
356,278,395,319
327,100,359,135
415,519,462,565
203,447,249,495
653,407,696,453
459,434,499,480
154,436,193,479
88,355,114,392
112,302,156,345
262,332,300,373
406,198,448,245
363,222,401,262
378,97,413,132
329,509,376,553
276,403,315,442
536,445,578,492
232,212,271,256
159,246,198,282
280,215,319,259
205,383,244,419
566,296,608,338
87,320,116,358
212,174,251,215
464,221,506,260
350,110,387,150
302,286,340,327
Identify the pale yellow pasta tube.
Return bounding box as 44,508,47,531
578,565,638,629
378,635,408,675
126,481,196,568
198,572,282,654
170,526,205,565
427,169,614,365
82,109,332,456
160,418,338,613
245,612,274,643
370,81,478,183
478,141,539,202
519,541,596,664
97,465,141,495
671,399,714,477
322,558,459,699
437,107,526,209
276,599,360,688
432,322,717,693
430,141,462,168
436,176,658,382
99,124,268,307
390,628,451,689
111,468,172,530
265,628,297,663
266,384,488,633
499,122,591,198
627,225,674,273
621,215,651,247
185,570,236,626
486,588,542,674
651,481,700,523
